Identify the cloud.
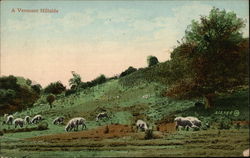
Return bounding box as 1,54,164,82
57,10,95,28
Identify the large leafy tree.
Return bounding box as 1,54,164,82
167,8,248,108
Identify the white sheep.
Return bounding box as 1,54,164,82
136,120,148,131
65,117,86,132
185,116,202,128
53,116,64,125
13,118,24,128
174,117,193,131
243,148,249,157
31,115,43,124
142,94,150,99
24,116,31,124
96,112,109,122
5,115,14,125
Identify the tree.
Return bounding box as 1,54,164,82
44,81,66,95
147,56,159,67
69,71,82,90
167,8,247,108
26,79,32,86
31,84,42,94
120,66,137,77
92,74,107,85
46,94,55,108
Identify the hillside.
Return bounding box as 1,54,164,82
1,63,248,135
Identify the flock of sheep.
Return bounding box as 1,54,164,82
2,114,44,128
2,113,249,157
2,112,205,132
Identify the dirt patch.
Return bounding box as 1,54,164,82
232,121,250,126
156,122,176,133
27,124,134,142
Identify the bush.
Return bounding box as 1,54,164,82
44,81,66,95
147,56,159,67
65,89,76,96
120,66,137,78
218,118,232,130
37,121,49,130
144,129,153,140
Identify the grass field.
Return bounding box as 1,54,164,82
1,128,249,157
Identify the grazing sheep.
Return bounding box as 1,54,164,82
96,112,109,121
186,116,202,128
31,115,43,124
24,116,31,124
53,117,64,125
243,148,249,157
142,94,150,99
65,117,86,132
136,120,148,131
13,118,24,128
174,117,193,131
4,115,14,125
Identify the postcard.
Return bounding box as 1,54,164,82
0,0,249,157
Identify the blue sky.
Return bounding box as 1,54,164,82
0,0,249,87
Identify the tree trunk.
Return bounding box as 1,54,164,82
49,103,52,108
204,93,215,109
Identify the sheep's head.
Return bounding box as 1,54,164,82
174,117,182,122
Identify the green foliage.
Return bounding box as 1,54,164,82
144,129,153,140
69,71,82,90
65,89,76,96
26,79,32,86
44,81,66,95
37,121,49,130
119,62,172,87
147,56,159,67
0,75,19,90
218,118,232,130
46,94,55,108
0,89,16,105
0,75,39,114
79,74,107,90
120,66,137,78
167,8,248,102
93,74,107,85
31,84,42,94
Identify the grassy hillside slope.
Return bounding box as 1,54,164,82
1,63,248,136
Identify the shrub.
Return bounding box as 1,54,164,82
218,118,232,130
65,89,76,96
120,66,137,78
44,81,66,95
46,94,55,108
147,56,159,67
144,129,153,140
37,121,49,130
